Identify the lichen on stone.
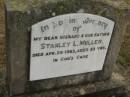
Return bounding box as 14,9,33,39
5,0,130,12
93,0,130,10
5,0,64,12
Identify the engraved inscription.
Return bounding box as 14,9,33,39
30,13,115,81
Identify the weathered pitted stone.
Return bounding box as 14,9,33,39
5,0,130,96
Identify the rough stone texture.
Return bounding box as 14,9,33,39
0,72,128,97
0,0,6,80
5,0,130,96
118,23,130,64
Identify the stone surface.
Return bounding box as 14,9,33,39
5,0,130,96
118,23,130,64
0,0,5,81
30,13,115,81
0,72,127,97
12,73,127,97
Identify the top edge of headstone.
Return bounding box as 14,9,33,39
4,0,130,12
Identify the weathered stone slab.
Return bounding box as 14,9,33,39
0,0,6,81
5,0,130,96
5,73,127,97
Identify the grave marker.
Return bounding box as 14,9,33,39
30,13,115,81
5,0,130,96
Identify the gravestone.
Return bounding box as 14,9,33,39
30,13,115,81
5,0,130,96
